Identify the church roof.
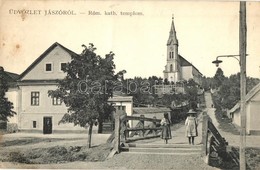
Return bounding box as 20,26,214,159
179,55,202,75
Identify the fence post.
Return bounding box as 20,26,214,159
114,110,120,153
139,115,145,137
152,116,157,136
201,112,209,157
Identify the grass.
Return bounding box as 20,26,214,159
215,109,240,135
212,108,260,169
0,142,111,164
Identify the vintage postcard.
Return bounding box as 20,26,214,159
0,0,260,169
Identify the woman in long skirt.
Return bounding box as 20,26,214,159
161,112,172,144
185,109,198,145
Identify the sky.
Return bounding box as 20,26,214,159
0,0,260,79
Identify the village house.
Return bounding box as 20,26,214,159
229,83,260,135
16,42,87,134
4,42,133,134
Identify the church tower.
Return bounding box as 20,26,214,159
163,16,181,83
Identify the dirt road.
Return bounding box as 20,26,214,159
0,113,217,169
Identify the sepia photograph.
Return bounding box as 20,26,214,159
0,0,260,169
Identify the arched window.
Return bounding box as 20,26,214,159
169,52,171,59
170,64,173,72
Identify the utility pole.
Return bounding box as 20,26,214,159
239,1,247,170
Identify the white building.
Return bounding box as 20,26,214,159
163,17,203,85
17,42,86,133
108,94,133,127
5,42,133,134
229,83,260,135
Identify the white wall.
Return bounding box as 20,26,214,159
19,84,85,132
22,46,71,80
181,66,193,81
248,101,260,134
20,85,67,114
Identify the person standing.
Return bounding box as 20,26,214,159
185,109,198,145
161,112,172,144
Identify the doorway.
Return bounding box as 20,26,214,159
43,117,52,134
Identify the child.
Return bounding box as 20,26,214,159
161,112,172,144
185,109,198,145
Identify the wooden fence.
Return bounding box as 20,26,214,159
201,112,239,166
112,110,162,153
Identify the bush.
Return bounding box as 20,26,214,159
8,151,30,163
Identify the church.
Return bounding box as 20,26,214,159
163,17,202,85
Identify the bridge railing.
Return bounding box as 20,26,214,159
113,110,162,153
201,112,239,166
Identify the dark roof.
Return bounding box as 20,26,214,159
0,67,19,87
133,107,171,114
4,71,19,81
19,42,79,80
179,55,203,76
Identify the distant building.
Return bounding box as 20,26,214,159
108,94,133,127
163,17,203,85
229,83,260,135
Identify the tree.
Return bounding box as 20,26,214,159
0,67,16,122
213,72,260,111
184,79,198,110
49,44,119,148
213,68,226,88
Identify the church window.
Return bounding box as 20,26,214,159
170,64,173,72
169,51,174,59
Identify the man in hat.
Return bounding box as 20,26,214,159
185,109,198,145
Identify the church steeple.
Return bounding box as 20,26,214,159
167,16,178,46
164,15,181,83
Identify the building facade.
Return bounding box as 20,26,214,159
163,17,203,85
17,42,86,133
229,83,260,135
5,42,133,134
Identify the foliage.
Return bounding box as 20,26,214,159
183,79,199,110
201,76,213,91
0,67,16,122
48,44,120,147
124,77,199,111
213,68,226,88
213,72,260,110
123,76,163,107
